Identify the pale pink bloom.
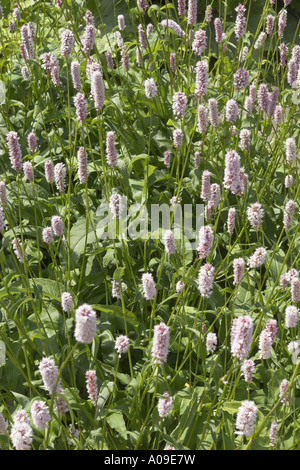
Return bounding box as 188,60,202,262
152,323,169,364
241,359,255,384
291,277,300,303
245,96,253,113
31,401,51,431
208,183,220,211
240,168,248,194
50,65,61,87
233,67,249,91
12,237,27,263
91,71,105,111
9,21,15,32
158,392,173,419
287,59,298,87
172,92,187,118
6,131,22,172
170,53,176,74
147,24,153,37
142,273,156,300
115,31,123,48
240,46,249,62
77,146,89,184
208,99,219,128
86,57,100,80
85,370,98,405
178,0,186,17
285,305,299,328
198,263,214,298
254,32,266,50
0,182,8,206
106,50,114,70
239,129,251,151
274,105,283,124
231,315,254,360
201,170,211,202
280,379,289,404
13,6,21,21
287,341,299,356
61,292,73,313
82,24,96,55
136,47,143,67
197,105,208,134
115,335,130,358
279,43,288,67
269,421,278,447
285,137,296,165
258,83,269,113
269,85,279,115
285,174,293,188
41,52,58,74
247,202,264,230
54,163,66,193
38,357,62,395
173,129,184,148
109,193,123,219
75,304,97,344
138,24,147,49
176,281,185,293
198,225,214,259
137,0,148,12
145,78,156,98
278,10,287,39
194,151,200,169
235,401,257,437
21,65,31,80
51,215,64,237
205,5,212,23
160,20,186,38
23,162,34,181
164,150,171,168
27,132,36,153
192,30,207,56
283,199,295,230
187,0,197,25
74,92,88,123
225,99,238,123
227,208,236,236
0,206,4,232
266,15,274,36
118,15,125,31
10,414,33,450
71,61,81,91
223,150,242,196
247,247,267,269
106,131,118,168
214,18,223,43
45,160,54,184
112,280,121,299
61,29,74,58
235,4,246,40
258,329,273,359
121,45,129,71
165,445,176,450
195,61,208,97
42,227,53,244
206,332,217,354
21,25,34,59
0,412,7,435
164,230,176,255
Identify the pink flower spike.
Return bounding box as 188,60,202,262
152,323,169,364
